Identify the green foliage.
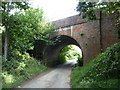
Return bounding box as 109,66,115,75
77,2,120,20
79,33,84,36
1,2,30,27
59,45,82,64
2,52,47,88
1,1,55,55
76,1,120,38
58,55,67,64
71,42,120,88
77,54,83,66
8,8,54,53
1,2,54,88
76,2,97,20
1,1,30,60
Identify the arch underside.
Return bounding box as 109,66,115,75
43,35,81,67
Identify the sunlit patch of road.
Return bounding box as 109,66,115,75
21,60,77,88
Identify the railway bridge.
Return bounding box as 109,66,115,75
34,12,119,67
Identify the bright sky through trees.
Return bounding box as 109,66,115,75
29,0,79,21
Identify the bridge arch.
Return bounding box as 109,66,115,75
43,35,83,67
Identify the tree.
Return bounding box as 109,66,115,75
1,1,30,59
76,1,120,38
59,45,81,63
9,8,54,54
1,4,55,88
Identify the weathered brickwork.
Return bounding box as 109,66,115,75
43,12,120,66
101,13,119,52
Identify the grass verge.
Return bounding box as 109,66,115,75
2,55,47,88
71,42,120,88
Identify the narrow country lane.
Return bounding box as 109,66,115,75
21,61,75,88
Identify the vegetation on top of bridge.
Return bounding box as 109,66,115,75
71,42,120,88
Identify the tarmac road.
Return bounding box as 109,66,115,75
21,61,75,88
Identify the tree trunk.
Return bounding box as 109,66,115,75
4,25,9,60
4,3,10,60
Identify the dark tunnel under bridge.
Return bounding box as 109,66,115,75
43,35,83,67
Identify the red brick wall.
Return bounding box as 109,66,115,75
101,13,120,52
72,20,100,64
51,13,120,65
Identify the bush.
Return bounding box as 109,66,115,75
77,54,83,66
58,45,83,64
58,54,67,64
2,52,47,88
2,7,54,88
71,42,120,88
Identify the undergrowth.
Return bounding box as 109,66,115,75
2,52,47,88
71,42,120,88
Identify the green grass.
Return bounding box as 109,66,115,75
2,57,47,88
71,42,120,88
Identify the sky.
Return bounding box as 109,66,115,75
29,0,79,21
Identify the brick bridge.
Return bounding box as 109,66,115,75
34,12,119,67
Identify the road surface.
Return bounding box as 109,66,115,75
21,60,76,88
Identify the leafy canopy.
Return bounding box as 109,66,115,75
1,2,30,26
9,8,54,52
